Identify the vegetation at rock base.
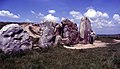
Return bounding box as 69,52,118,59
0,37,120,69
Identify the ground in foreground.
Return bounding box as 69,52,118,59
0,38,120,69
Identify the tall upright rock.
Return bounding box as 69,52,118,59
79,17,93,44
38,21,57,48
60,19,80,45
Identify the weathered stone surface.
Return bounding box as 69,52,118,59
60,19,80,45
38,21,57,48
20,23,40,38
54,35,62,46
0,24,32,54
20,23,41,48
79,17,93,44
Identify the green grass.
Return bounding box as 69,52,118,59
0,38,120,69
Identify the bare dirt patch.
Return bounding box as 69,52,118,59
64,39,120,49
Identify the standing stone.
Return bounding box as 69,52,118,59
79,17,92,44
0,24,32,54
60,19,80,45
39,21,57,48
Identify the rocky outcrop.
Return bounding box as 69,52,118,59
0,24,32,54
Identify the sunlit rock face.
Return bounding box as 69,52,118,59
20,23,40,39
20,23,41,48
38,21,57,48
79,17,95,44
0,24,32,54
60,19,80,45
38,19,80,47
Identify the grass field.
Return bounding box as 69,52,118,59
0,38,120,69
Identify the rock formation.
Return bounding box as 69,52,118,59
0,17,95,52
0,24,32,54
79,17,93,44
38,21,57,48
60,19,80,45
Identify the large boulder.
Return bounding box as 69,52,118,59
60,19,80,45
39,21,57,48
0,24,32,54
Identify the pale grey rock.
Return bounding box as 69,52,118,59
0,24,32,54
39,21,56,48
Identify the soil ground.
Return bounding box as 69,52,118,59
64,39,120,49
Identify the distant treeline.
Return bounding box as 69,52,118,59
96,34,120,39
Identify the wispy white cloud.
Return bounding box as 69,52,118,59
70,10,82,18
84,8,113,28
0,10,20,18
31,10,35,14
38,12,44,16
113,14,120,24
69,10,83,23
44,14,60,22
48,10,56,14
69,8,115,29
84,8,109,19
29,10,59,22
25,19,32,22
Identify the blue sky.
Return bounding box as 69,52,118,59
0,0,120,34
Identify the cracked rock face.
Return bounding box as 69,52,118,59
39,21,56,48
61,19,80,45
0,24,32,54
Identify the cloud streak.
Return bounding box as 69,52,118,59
48,10,56,14
44,14,60,22
0,10,20,19
31,10,36,14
